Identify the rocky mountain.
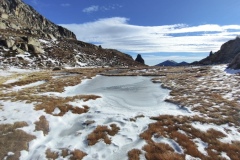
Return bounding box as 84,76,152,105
196,37,240,66
228,52,240,69
0,0,142,68
135,54,145,64
177,61,189,66
156,60,177,66
0,0,76,39
155,60,189,66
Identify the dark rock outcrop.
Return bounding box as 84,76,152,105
197,37,240,65
135,54,145,64
228,52,240,69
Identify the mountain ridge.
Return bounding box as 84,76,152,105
0,0,142,68
155,60,189,66
0,0,76,39
193,37,240,69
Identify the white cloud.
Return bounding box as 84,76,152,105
61,3,71,7
82,4,122,13
60,17,240,54
82,5,99,13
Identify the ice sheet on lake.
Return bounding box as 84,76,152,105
63,76,192,116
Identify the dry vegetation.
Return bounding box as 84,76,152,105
139,115,240,160
128,149,142,160
0,67,106,159
137,66,240,160
87,124,120,146
0,122,36,160
105,66,240,159
142,142,184,160
45,148,87,160
34,115,49,135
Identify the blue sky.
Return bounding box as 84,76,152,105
23,0,240,65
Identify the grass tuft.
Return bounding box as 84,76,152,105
87,124,120,146
34,115,49,135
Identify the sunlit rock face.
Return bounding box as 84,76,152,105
0,0,76,39
0,0,142,68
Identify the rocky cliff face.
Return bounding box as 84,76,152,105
228,52,240,69
197,37,240,65
0,0,141,68
0,0,76,39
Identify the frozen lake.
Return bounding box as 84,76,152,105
65,76,190,115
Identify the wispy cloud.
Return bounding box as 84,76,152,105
61,3,71,7
82,5,99,13
82,4,122,13
31,0,38,5
60,17,240,65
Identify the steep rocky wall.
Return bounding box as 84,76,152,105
228,52,240,69
0,0,76,39
198,37,240,65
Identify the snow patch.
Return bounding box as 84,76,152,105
152,135,184,154
12,80,46,91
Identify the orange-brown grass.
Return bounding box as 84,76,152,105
70,149,87,160
171,131,204,159
140,115,240,159
131,66,240,159
87,124,120,146
46,148,87,160
0,67,107,101
45,148,59,159
34,115,49,135
142,142,184,160
181,125,240,160
128,149,142,160
154,66,240,127
0,122,36,160
11,72,51,86
33,95,100,116
87,125,111,146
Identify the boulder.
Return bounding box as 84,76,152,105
1,13,8,19
1,39,15,48
19,43,28,51
16,48,25,54
27,37,41,47
28,44,44,54
0,22,7,29
11,45,17,51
